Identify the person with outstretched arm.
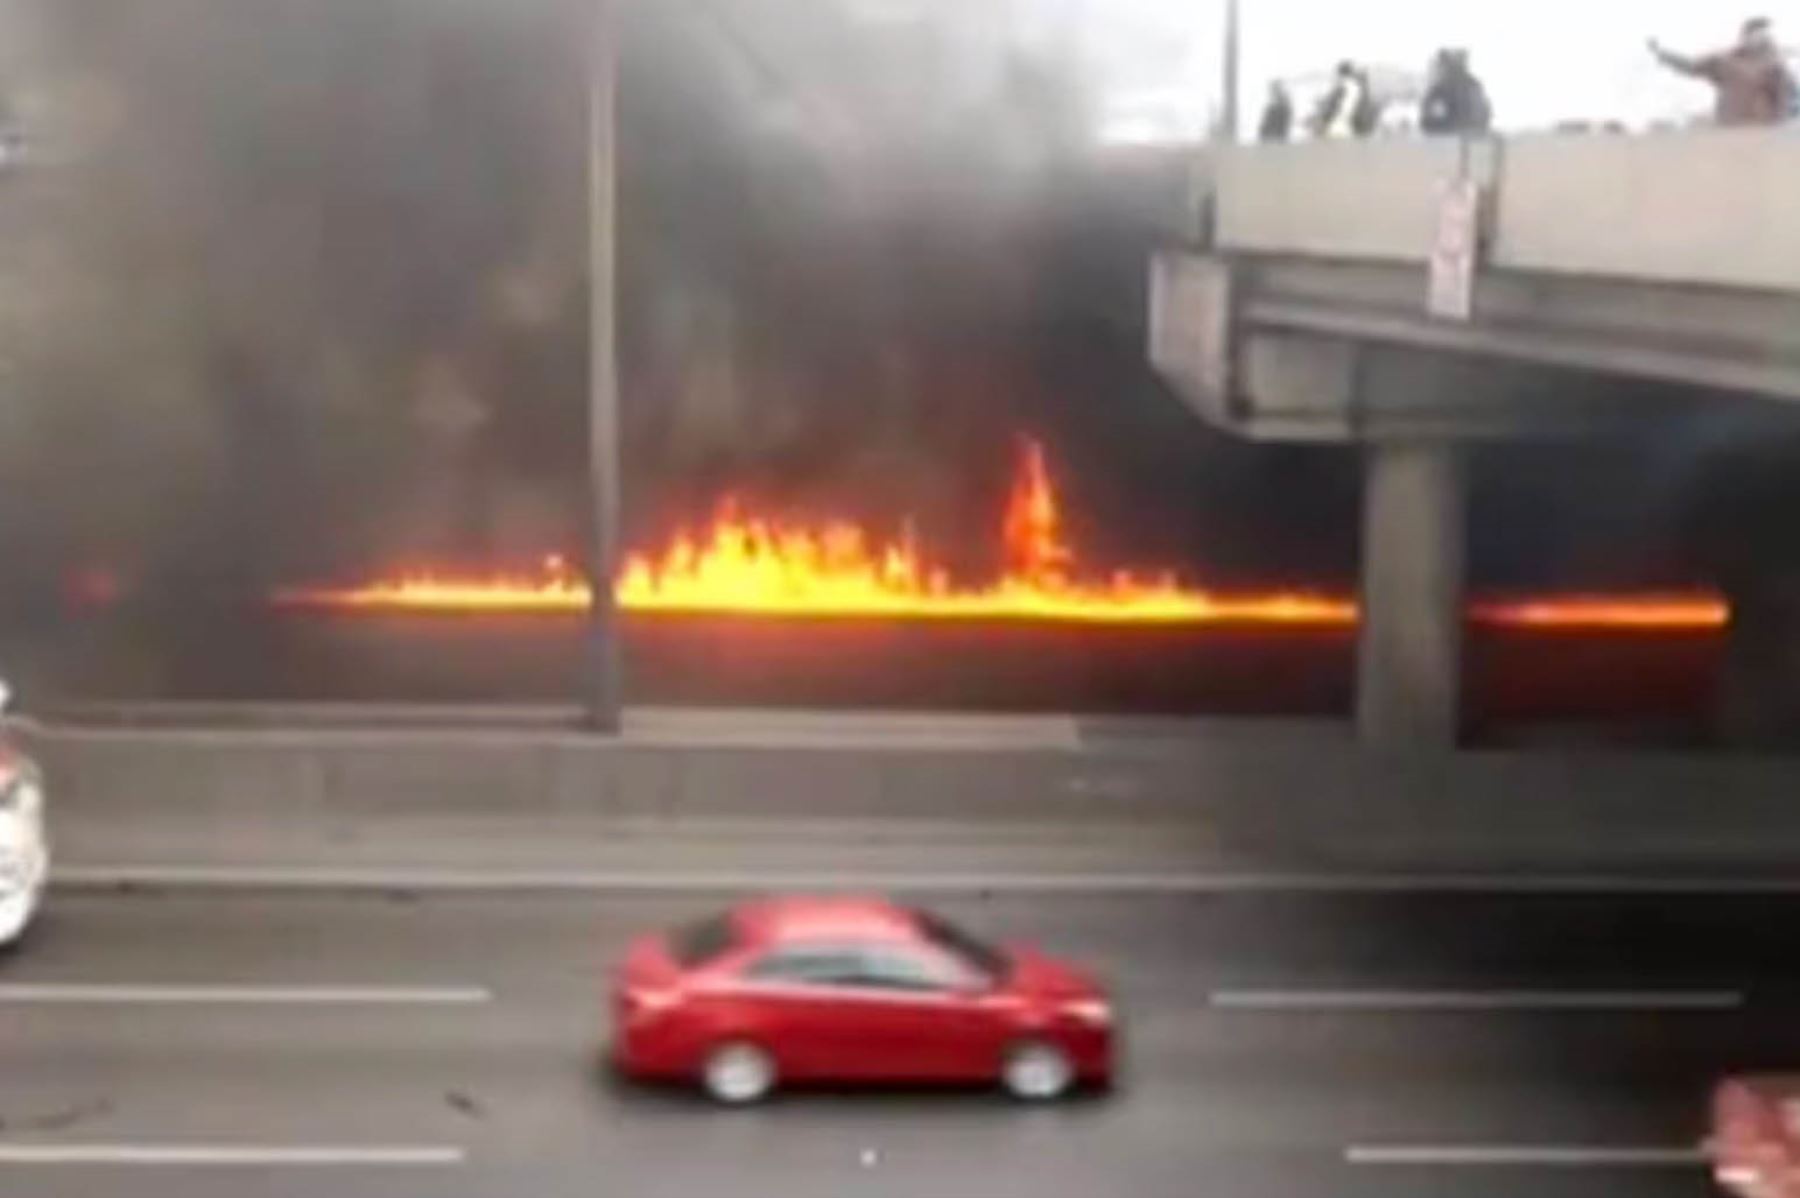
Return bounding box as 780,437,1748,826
1650,17,1796,126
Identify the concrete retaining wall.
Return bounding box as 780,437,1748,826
1207,130,1800,295
1215,139,1462,262
1494,130,1800,291
24,722,1800,876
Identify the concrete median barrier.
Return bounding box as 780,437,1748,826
18,713,1800,882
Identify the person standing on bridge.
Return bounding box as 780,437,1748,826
1419,49,1492,135
1309,61,1382,138
1259,81,1294,142
1650,17,1796,126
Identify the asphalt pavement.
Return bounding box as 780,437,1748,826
5,887,1798,1197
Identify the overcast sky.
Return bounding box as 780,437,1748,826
1059,0,1790,138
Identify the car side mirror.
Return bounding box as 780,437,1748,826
0,679,12,716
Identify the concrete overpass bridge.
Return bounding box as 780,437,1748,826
1148,130,1800,750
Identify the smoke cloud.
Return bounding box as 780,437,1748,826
6,0,1772,652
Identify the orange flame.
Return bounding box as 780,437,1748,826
1471,595,1727,632
270,438,1728,633
1003,439,1073,586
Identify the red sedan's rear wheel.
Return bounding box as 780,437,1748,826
1001,1040,1074,1101
701,1041,776,1105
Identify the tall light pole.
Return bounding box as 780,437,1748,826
585,0,622,733
1218,0,1241,143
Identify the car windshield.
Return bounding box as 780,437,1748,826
913,909,1009,983
669,912,738,968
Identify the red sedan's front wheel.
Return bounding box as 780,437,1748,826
1001,1040,1074,1101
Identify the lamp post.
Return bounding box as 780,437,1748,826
584,0,622,732
1218,0,1241,143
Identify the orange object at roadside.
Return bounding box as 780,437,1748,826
1714,1077,1800,1198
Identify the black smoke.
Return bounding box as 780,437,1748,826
0,0,1787,708
0,0,1359,605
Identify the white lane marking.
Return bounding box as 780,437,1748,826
1212,989,1745,1012
1346,1144,1706,1168
0,1144,464,1166
0,985,491,1006
52,864,1800,895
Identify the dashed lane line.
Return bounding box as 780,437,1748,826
0,1144,466,1166
0,984,492,1006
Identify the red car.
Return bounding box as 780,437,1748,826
611,896,1114,1103
1713,1076,1800,1198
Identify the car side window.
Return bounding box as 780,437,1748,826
740,944,968,992
853,945,966,992
742,947,862,986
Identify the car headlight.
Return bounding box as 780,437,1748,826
620,988,682,1023
0,776,42,820
1062,998,1111,1025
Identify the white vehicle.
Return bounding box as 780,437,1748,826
0,680,47,946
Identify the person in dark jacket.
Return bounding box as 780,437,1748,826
1258,82,1294,142
1651,17,1796,126
1420,48,1492,134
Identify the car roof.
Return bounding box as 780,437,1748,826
733,896,919,947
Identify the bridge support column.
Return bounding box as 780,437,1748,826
1357,443,1465,750
1717,579,1800,749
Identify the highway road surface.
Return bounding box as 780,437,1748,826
5,886,1798,1198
